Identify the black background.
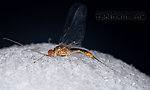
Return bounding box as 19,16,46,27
0,0,149,75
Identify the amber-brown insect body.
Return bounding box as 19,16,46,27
48,45,94,60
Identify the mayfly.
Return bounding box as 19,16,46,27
3,3,114,71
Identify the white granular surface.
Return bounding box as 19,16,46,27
0,43,150,90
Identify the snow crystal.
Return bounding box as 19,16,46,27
0,43,150,90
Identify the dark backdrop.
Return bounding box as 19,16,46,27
0,0,149,75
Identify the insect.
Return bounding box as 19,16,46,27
3,3,114,71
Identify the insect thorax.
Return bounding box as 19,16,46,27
54,45,72,56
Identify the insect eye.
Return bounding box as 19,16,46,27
48,49,53,55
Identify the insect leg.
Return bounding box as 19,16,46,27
32,55,45,63
31,49,49,56
68,55,78,65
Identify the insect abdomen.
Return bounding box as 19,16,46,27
70,48,94,59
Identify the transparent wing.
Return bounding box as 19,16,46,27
59,3,87,46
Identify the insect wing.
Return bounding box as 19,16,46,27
59,3,87,47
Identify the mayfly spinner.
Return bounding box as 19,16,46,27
3,3,113,71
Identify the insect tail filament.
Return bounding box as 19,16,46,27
93,56,116,72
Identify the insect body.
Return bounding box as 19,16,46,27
48,45,94,59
